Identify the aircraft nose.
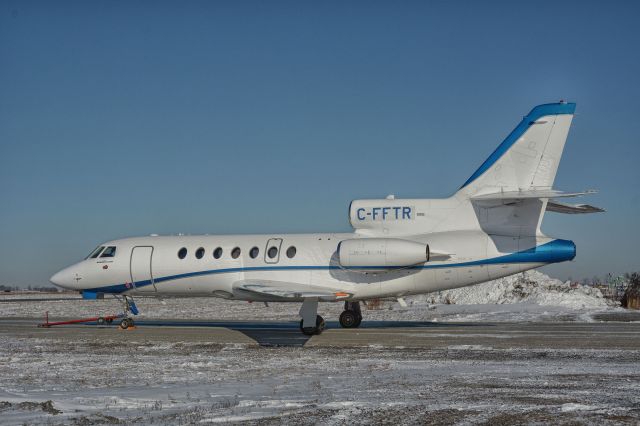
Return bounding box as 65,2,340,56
50,267,81,290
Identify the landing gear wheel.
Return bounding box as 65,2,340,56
341,301,363,328
119,318,134,329
354,315,362,328
339,310,359,328
300,315,325,336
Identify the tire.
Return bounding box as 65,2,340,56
354,315,362,328
316,315,325,332
97,317,105,325
300,315,325,335
339,310,359,328
119,318,133,329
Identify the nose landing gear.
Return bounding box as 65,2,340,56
339,301,362,328
116,295,139,329
119,317,135,329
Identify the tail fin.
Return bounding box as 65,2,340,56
458,102,575,198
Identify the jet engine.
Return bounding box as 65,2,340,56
337,238,429,268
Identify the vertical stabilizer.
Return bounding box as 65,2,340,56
458,102,575,198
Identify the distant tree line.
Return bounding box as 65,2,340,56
621,273,640,309
576,272,638,287
0,285,60,292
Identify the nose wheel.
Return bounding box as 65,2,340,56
115,295,138,329
339,301,362,328
119,317,135,329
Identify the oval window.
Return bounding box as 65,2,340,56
231,247,241,259
178,247,187,259
286,246,296,258
249,246,259,259
196,247,205,259
268,246,278,259
213,247,223,259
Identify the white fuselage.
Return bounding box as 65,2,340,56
50,230,559,301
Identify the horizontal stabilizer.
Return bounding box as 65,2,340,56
472,188,597,201
546,200,605,214
233,280,351,301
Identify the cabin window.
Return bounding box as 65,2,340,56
286,246,296,258
231,247,241,259
178,247,187,259
249,246,259,259
195,247,205,259
213,247,223,259
87,246,105,259
100,246,117,258
267,246,278,259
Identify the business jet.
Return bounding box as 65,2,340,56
50,101,602,335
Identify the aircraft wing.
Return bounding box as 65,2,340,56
546,200,605,214
471,188,597,201
232,280,352,301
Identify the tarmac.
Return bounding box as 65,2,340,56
2,317,640,349
2,316,640,424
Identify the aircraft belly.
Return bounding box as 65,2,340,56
435,267,456,288
413,269,436,294
487,262,544,280
370,273,415,298
456,265,490,286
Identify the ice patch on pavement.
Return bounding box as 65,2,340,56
561,403,600,412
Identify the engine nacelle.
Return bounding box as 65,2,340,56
338,238,430,268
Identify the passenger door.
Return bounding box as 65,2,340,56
130,246,156,292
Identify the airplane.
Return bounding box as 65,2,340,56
50,101,603,335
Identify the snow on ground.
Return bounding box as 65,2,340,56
1,333,639,424
1,271,639,424
413,270,614,309
0,270,624,323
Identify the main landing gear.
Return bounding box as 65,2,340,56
339,301,362,329
297,300,364,335
116,295,139,330
299,298,325,335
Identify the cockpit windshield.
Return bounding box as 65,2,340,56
100,246,117,258
86,246,105,259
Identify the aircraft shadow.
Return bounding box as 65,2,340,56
133,319,482,347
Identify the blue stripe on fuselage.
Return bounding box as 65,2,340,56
85,239,575,294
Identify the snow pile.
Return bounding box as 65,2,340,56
412,270,613,309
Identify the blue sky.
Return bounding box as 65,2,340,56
1,0,638,287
